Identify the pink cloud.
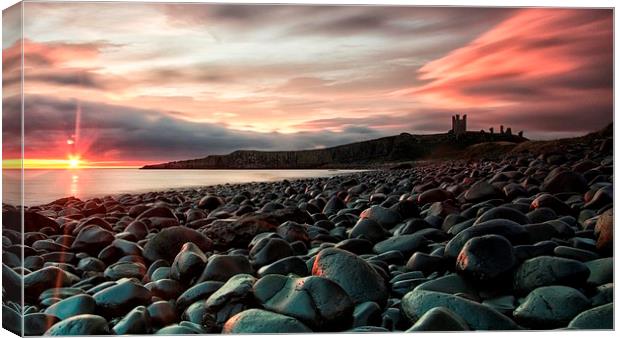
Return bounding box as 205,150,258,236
409,8,612,117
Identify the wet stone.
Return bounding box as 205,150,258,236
44,294,96,320
254,274,354,330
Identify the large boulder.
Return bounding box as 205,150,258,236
402,289,520,330
456,234,516,282
513,256,590,293
567,303,613,330
513,285,591,329
222,309,312,333
312,248,387,305
254,274,353,330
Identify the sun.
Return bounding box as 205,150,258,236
68,155,81,169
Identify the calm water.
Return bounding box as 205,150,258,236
2,169,364,206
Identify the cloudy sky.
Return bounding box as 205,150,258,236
2,3,613,167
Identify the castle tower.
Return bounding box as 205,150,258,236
451,114,467,138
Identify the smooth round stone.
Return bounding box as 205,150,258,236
359,205,402,229
464,180,500,202
77,257,106,272
44,314,110,335
3,263,22,303
254,274,353,330
526,207,557,223
93,280,152,318
150,266,171,282
352,301,382,328
444,219,529,260
406,307,469,331
249,237,294,269
323,196,346,215
456,234,516,282
44,294,96,320
591,283,613,306
170,242,208,282
482,295,516,315
181,301,208,324
584,257,613,286
113,305,150,334
531,194,572,215
414,273,478,298
24,313,60,336
553,245,599,262
277,221,310,245
474,207,530,225
514,241,557,261
125,220,149,240
373,234,429,256
542,170,587,194
145,278,184,300
24,266,80,302
312,248,387,305
98,241,140,264
176,281,224,311
104,261,146,280
71,224,115,255
402,289,520,330
395,218,432,236
205,274,257,327
334,238,374,255
417,188,451,205
156,324,202,334
257,256,308,277
198,194,224,210
147,301,178,329
222,309,312,333
391,278,428,298
32,239,69,252
2,304,22,335
513,256,590,293
568,303,613,329
198,254,253,283
405,252,445,275
143,226,212,263
513,285,590,329
38,287,84,303
349,218,389,243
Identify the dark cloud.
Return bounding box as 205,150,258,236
18,94,390,162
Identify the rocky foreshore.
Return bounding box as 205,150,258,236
2,132,614,334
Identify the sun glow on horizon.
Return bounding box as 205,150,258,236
68,155,82,169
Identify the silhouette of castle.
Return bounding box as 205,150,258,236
450,114,523,138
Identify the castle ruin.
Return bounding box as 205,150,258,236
451,114,524,139
451,114,467,138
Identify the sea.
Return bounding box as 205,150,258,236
2,169,365,206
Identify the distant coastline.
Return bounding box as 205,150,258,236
141,130,527,170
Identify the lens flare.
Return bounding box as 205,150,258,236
68,155,81,169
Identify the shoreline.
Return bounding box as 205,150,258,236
1,132,614,334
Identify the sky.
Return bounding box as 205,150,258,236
2,3,613,167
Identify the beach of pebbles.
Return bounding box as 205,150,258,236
2,135,614,334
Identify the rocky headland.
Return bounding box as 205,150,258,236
1,125,613,334
141,131,527,169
